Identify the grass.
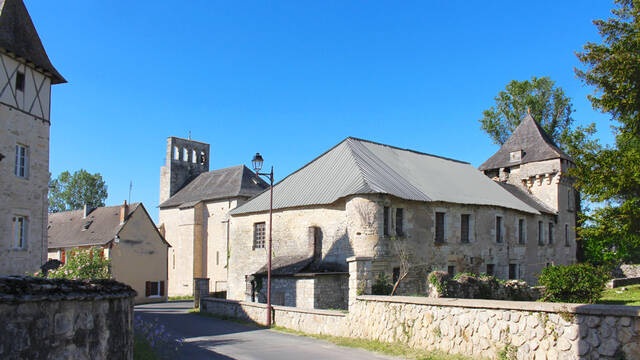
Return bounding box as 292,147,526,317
168,295,194,301
133,334,160,360
598,284,640,306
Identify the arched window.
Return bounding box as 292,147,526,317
183,148,188,162
173,146,179,160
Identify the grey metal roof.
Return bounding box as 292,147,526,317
231,137,542,215
0,0,65,83
159,165,268,209
478,114,571,171
496,182,556,215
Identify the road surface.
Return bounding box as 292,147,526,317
134,301,400,360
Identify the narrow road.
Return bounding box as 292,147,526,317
134,301,399,360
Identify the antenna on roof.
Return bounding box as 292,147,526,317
128,181,132,204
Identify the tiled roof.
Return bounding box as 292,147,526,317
478,114,571,171
231,137,543,215
159,165,268,209
0,0,65,83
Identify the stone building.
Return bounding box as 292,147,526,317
0,0,66,276
48,202,170,304
158,137,268,296
227,119,577,309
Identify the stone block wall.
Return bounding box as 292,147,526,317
254,274,348,310
0,277,136,360
201,295,640,360
613,264,640,278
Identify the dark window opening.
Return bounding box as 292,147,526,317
447,265,455,277
509,264,517,280
460,214,470,243
309,226,322,260
496,216,503,243
253,222,266,249
518,219,525,245
538,221,544,245
565,224,569,246
486,264,495,276
383,206,390,236
435,212,445,243
548,223,554,245
15,71,25,92
395,208,404,236
392,267,400,284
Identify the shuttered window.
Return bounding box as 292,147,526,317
145,281,165,297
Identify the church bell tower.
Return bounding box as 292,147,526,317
159,137,210,204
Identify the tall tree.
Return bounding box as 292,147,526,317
479,77,575,147
49,170,108,213
573,0,640,265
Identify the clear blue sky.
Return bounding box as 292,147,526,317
28,1,616,221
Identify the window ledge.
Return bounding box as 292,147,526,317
10,248,28,252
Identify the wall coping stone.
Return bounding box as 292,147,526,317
202,297,347,317
357,295,640,317
0,276,137,303
346,256,372,263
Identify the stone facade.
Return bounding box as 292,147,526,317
159,137,209,205
201,295,640,360
0,277,136,360
253,274,348,309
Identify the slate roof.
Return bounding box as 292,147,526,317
159,165,269,209
0,0,65,83
252,255,347,276
231,137,544,215
47,203,166,249
496,182,556,215
478,114,571,171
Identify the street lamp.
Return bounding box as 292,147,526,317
251,152,274,327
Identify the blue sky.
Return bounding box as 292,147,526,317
28,1,615,221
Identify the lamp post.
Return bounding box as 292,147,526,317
251,152,274,327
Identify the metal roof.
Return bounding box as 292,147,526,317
159,165,268,209
0,0,65,83
479,114,571,171
231,137,542,215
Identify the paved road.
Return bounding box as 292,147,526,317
134,301,399,360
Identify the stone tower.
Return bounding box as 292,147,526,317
0,0,66,275
159,137,210,204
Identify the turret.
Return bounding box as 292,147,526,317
159,137,210,204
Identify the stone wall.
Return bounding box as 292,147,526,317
0,277,136,360
254,274,348,310
427,271,542,301
613,264,640,278
201,295,640,360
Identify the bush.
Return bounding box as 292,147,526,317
372,273,393,295
538,264,609,303
47,247,111,279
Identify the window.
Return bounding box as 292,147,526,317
183,148,188,161
392,267,400,284
460,214,470,243
496,216,503,243
568,189,575,212
395,208,404,236
548,222,554,245
565,224,569,247
509,150,522,162
435,212,445,243
518,219,525,245
145,281,165,297
200,151,206,165
383,206,390,236
13,216,27,249
15,71,25,92
173,146,179,160
14,144,28,178
253,222,266,249
509,264,518,280
192,150,197,163
216,251,219,265
486,264,495,276
172,252,175,269
538,221,544,245
447,265,455,277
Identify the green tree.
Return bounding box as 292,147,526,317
49,169,108,213
479,76,575,147
573,0,640,265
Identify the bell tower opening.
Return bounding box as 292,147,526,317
159,137,210,204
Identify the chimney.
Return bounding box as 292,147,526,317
83,204,95,218
120,200,129,224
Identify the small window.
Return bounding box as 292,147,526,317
172,252,175,269
14,144,28,178
447,265,455,277
509,264,518,280
15,71,25,92
192,150,197,163
145,281,165,297
509,150,522,162
200,151,206,165
538,221,544,245
435,212,445,243
548,222,554,245
253,222,266,249
565,224,569,247
395,208,404,236
13,216,27,249
486,264,495,276
518,219,525,245
383,206,390,236
173,146,179,160
568,188,575,212
496,216,503,243
392,267,400,284
183,148,188,162
216,251,219,265
460,214,470,243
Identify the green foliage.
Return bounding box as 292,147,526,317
47,247,111,279
452,272,477,280
538,264,608,304
49,169,108,213
428,271,448,296
372,273,393,295
573,0,640,265
498,344,517,360
479,76,575,147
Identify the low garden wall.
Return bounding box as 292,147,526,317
201,295,640,359
0,276,136,360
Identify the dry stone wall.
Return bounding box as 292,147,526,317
201,295,640,360
0,276,136,360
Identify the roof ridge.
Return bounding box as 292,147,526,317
346,136,470,165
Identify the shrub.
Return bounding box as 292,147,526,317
538,264,609,303
372,273,393,295
47,247,111,279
